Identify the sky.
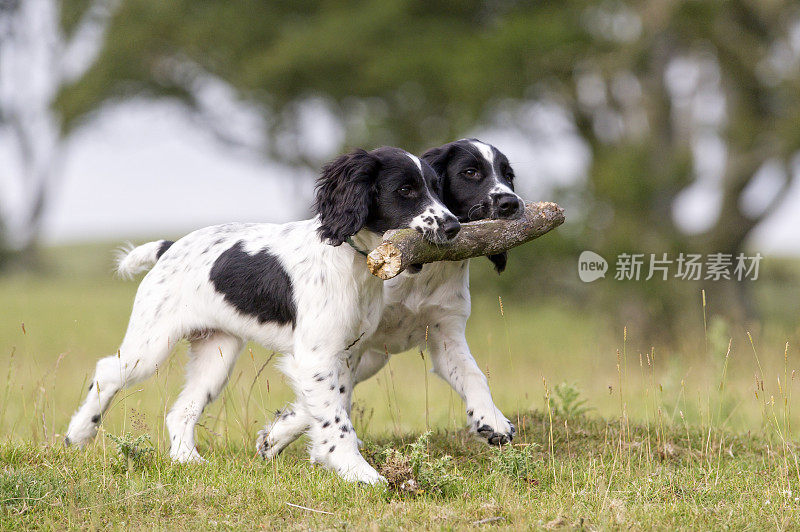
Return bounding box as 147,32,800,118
35,101,311,243
1,99,800,255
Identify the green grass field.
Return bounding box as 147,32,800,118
2,243,800,529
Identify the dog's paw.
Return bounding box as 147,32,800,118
336,461,387,485
467,408,515,446
255,427,283,460
65,414,99,448
170,446,206,463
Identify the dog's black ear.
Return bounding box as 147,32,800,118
421,144,454,183
314,149,380,245
487,252,507,273
422,144,457,198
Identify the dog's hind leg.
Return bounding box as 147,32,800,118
256,347,380,459
65,321,179,447
280,345,384,484
165,331,244,462
255,405,310,459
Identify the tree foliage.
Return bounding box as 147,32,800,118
44,1,800,332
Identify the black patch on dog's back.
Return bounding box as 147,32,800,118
156,240,174,260
210,241,297,327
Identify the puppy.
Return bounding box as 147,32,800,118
257,139,523,457
65,147,460,484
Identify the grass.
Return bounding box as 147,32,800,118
2,242,800,528
2,412,799,529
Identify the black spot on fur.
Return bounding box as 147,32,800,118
91,415,100,424
329,445,336,453
210,241,297,326
206,393,213,404
339,386,346,394
335,416,341,423
88,382,93,391
156,240,174,260
322,421,331,428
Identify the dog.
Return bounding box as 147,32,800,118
65,147,460,484
256,139,524,458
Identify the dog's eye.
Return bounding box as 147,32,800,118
505,172,515,182
463,168,480,179
398,185,414,197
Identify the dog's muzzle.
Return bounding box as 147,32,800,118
427,214,461,243
490,192,524,220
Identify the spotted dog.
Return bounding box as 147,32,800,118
65,147,460,484
257,139,524,457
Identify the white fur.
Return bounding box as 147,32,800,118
258,259,515,454
66,219,405,484
406,152,423,173
469,139,515,196
257,140,523,455
470,139,494,166
409,200,452,236
115,240,164,279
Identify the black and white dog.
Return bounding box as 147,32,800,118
257,139,524,458
65,147,460,484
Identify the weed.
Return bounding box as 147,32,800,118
378,431,462,497
490,444,541,484
106,432,154,472
547,382,593,419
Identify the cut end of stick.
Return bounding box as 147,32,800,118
366,242,404,280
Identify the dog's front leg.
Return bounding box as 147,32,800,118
282,346,384,484
429,316,515,446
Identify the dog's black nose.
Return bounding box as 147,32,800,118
494,193,521,218
442,217,461,240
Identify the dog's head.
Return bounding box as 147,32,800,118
422,139,524,273
314,147,460,246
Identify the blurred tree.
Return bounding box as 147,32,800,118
0,0,117,264
31,1,800,334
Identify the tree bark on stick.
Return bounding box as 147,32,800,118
367,201,565,280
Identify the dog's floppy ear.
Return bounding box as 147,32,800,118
314,149,380,245
421,144,454,197
487,252,508,274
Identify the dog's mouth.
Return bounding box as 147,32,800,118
418,226,459,245
411,210,461,244
462,198,524,222
490,203,524,221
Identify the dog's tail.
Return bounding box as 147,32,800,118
115,240,174,279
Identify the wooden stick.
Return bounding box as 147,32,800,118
367,201,565,280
